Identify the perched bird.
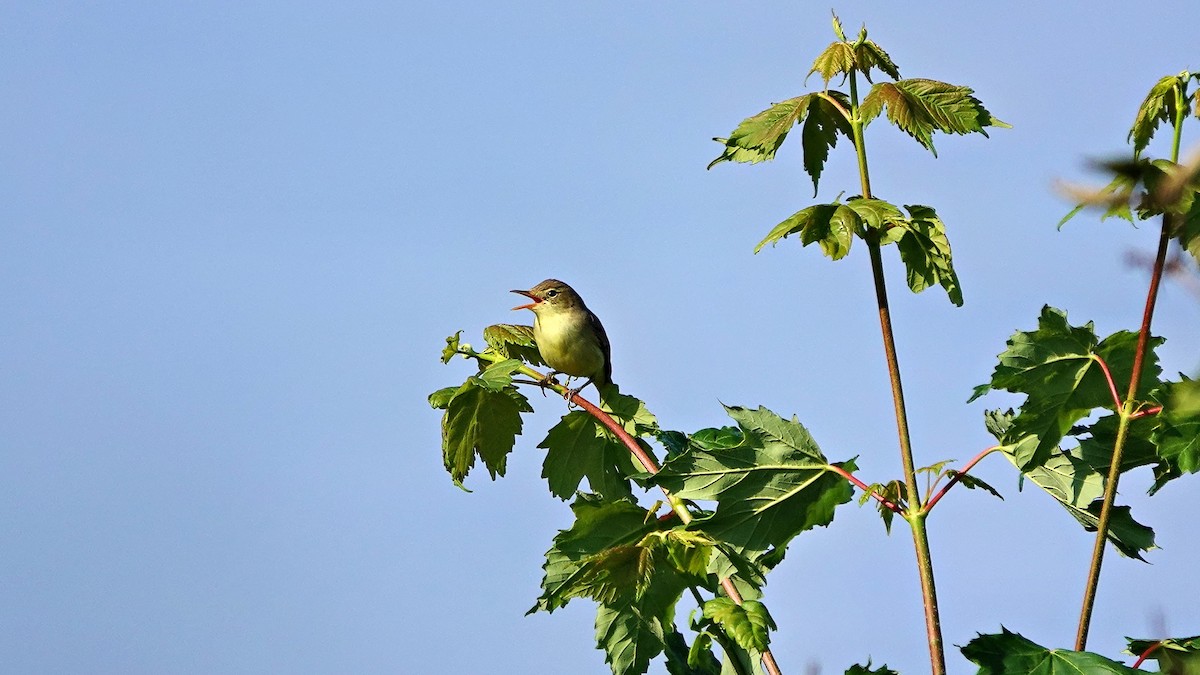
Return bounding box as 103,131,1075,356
511,279,612,398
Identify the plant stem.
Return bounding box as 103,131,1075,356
848,69,945,675
922,446,1000,513
1074,215,1171,650
1075,81,1183,649
514,367,785,675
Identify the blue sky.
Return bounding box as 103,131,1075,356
3,3,1199,673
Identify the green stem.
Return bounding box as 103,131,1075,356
848,70,945,675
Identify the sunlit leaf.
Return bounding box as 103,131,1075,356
484,323,544,366
708,95,814,169
892,204,963,306
1126,635,1200,674
861,78,1009,156
540,411,636,501
702,598,776,653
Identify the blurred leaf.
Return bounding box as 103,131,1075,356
861,78,1009,156
651,405,854,560
962,627,1137,674
845,662,900,675
702,598,776,653
1127,635,1200,675
540,411,636,501
483,323,544,366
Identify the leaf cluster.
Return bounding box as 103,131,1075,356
973,307,1200,558
755,198,963,305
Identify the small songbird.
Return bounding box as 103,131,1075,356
511,279,612,398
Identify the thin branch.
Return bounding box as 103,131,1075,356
1131,405,1163,420
827,464,904,515
1091,355,1124,410
1131,641,1164,670
922,446,1000,513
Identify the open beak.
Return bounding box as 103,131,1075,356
511,289,540,311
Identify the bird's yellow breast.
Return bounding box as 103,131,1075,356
533,309,605,379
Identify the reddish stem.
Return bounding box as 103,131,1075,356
1092,355,1123,410
827,464,904,515
923,446,1000,513
1131,641,1164,669
1131,405,1163,420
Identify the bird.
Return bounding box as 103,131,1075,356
511,279,612,399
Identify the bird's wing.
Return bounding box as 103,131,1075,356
588,309,612,385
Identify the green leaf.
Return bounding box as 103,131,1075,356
861,78,1009,156
962,627,1138,674
972,306,1161,469
476,358,524,391
532,496,660,614
483,323,544,366
854,39,900,82
428,386,458,410
540,411,635,501
858,479,904,533
702,598,776,653
596,603,667,675
987,410,1157,559
1129,72,1192,156
664,629,722,675
441,379,527,485
844,197,904,230
892,204,963,305
708,95,814,169
1126,635,1200,674
753,202,857,260
800,93,853,194
1152,378,1200,476
808,41,855,85
651,405,854,560
947,471,1004,500
845,662,900,675
441,330,463,364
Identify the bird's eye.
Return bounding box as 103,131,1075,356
546,289,558,298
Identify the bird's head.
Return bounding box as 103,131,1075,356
511,279,582,314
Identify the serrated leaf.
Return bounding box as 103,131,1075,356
540,411,635,501
651,405,854,559
702,598,776,653
809,42,855,85
679,630,723,675
753,203,837,254
987,411,1157,559
854,40,900,82
844,197,904,230
859,479,904,534
947,471,1004,500
1129,72,1192,156
861,79,1009,156
892,204,963,306
800,93,853,194
972,306,1161,469
708,95,814,169
1152,378,1200,476
596,603,667,675
475,358,524,391
962,627,1138,674
483,323,545,367
533,496,660,614
441,380,526,484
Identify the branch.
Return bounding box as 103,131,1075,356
1091,354,1124,410
827,464,904,515
922,446,1000,513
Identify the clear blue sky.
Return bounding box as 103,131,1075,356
3,3,1198,673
